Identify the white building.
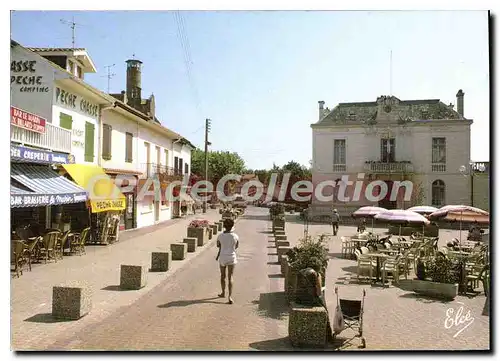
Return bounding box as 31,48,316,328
11,41,195,233
310,93,472,218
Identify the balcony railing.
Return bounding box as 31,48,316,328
11,123,72,154
140,162,184,181
364,161,414,173
431,163,446,172
333,164,347,172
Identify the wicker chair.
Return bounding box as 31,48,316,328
70,227,90,255
39,231,60,263
11,240,28,278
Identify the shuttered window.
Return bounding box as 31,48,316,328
174,156,179,174
59,113,73,130
185,163,189,175
102,124,112,160
125,132,133,163
84,122,95,162
179,158,183,176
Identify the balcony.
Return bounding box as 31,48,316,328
364,161,414,174
11,123,71,154
140,162,184,182
431,163,446,172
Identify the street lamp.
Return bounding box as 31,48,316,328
459,162,486,207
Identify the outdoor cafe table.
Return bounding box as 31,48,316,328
365,253,391,283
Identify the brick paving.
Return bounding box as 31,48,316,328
10,209,224,350
10,207,490,351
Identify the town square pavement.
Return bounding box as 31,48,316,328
11,206,489,351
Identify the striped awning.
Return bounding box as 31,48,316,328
11,163,88,208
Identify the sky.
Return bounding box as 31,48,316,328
10,10,490,169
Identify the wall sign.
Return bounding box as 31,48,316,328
55,87,99,118
11,192,87,208
11,106,46,134
10,60,49,93
10,144,75,164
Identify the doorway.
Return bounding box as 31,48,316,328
125,193,136,229
378,180,398,209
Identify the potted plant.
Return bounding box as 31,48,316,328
399,252,460,300
188,220,210,247
286,234,329,303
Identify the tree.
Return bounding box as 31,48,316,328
190,149,246,183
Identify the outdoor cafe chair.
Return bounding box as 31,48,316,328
25,236,42,271
39,231,59,263
381,255,401,287
71,227,90,256
355,250,375,283
11,240,28,278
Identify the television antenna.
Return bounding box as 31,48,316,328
60,17,84,49
102,64,116,93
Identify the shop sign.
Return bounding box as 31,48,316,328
10,144,75,164
92,199,127,212
10,60,49,93
72,126,85,149
10,192,87,207
11,106,46,134
55,87,99,118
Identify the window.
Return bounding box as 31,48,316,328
432,137,446,172
381,138,396,162
185,163,189,175
179,158,184,176
77,66,83,79
102,124,112,160
84,122,95,162
431,180,445,207
174,156,179,174
125,132,133,162
333,139,346,172
164,149,169,167
59,113,73,130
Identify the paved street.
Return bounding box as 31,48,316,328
11,206,489,351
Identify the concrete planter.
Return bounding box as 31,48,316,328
398,279,459,300
289,302,329,348
207,227,213,240
187,227,207,247
217,222,223,232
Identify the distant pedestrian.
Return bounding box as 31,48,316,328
215,218,239,304
331,208,341,236
357,217,367,233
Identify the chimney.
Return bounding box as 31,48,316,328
456,89,464,117
318,100,325,120
126,59,143,109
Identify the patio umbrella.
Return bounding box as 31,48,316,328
352,206,387,232
428,205,489,243
374,209,430,236
407,206,438,215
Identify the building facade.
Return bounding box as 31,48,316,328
310,92,473,217
11,40,195,236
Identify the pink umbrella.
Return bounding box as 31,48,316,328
407,206,438,215
429,205,489,243
352,206,387,231
375,209,430,236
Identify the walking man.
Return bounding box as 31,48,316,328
331,208,341,236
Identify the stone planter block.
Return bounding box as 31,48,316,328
170,243,188,260
208,228,213,240
289,302,328,348
187,227,207,247
52,281,92,320
210,224,218,235
276,241,290,248
183,237,198,253
287,269,299,302
151,252,172,272
217,222,223,232
275,235,287,241
120,265,147,290
277,246,292,264
398,279,459,300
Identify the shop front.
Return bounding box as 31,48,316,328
104,169,143,231
61,164,126,244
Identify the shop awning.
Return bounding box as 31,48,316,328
10,164,88,208
62,164,126,213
